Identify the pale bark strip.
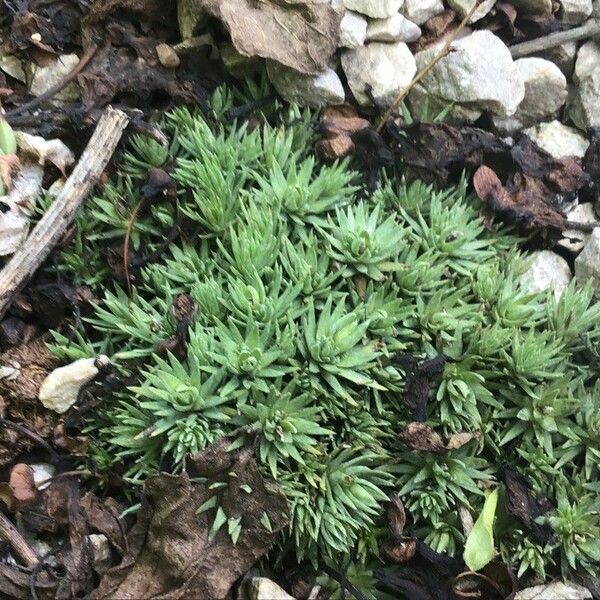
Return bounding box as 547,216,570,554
0,106,129,319
510,19,600,59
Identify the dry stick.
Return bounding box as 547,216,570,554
510,18,600,59
0,107,129,320
376,2,480,133
0,511,39,567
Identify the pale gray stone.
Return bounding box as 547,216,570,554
520,250,572,300
366,13,421,42
559,0,593,23
415,30,525,117
524,120,589,158
39,357,106,414
535,41,577,78
494,58,567,132
249,578,294,600
342,41,416,107
266,62,345,107
0,52,26,83
576,229,600,295
401,0,444,24
515,581,592,600
29,54,80,103
574,40,600,83
559,203,598,252
29,463,55,490
408,83,482,123
447,0,496,22
340,11,368,48
89,534,113,576
343,0,403,18
569,41,600,128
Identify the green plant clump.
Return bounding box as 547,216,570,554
51,89,600,584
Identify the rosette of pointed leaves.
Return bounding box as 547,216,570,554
222,267,301,326
256,157,357,228
235,381,331,477
298,296,383,401
218,200,280,280
279,234,341,299
323,202,405,280
211,320,294,394
539,480,600,578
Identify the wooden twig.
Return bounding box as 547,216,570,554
510,19,600,59
0,107,129,320
0,511,39,567
376,1,479,132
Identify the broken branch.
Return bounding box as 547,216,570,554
509,18,600,59
0,106,129,320
0,510,39,567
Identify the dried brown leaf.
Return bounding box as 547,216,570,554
8,464,37,511
91,436,289,600
192,0,341,75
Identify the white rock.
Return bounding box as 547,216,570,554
520,250,572,300
515,581,592,600
88,534,113,576
0,164,44,256
249,577,294,600
342,41,417,107
524,120,589,158
366,14,421,42
342,0,403,18
574,40,600,82
494,58,567,132
402,0,444,24
515,58,567,120
29,463,55,490
266,63,345,107
29,54,80,104
510,0,553,13
535,41,577,78
569,41,600,129
39,356,108,414
0,53,26,83
559,203,599,253
576,229,600,294
408,83,482,122
415,30,525,117
339,11,368,48
559,0,593,23
447,0,496,22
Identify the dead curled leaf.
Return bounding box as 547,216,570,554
500,466,554,545
399,422,481,454
388,122,596,233
394,354,447,422
316,104,371,161
192,0,342,74
91,435,289,600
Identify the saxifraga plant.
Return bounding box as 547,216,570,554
48,87,600,584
